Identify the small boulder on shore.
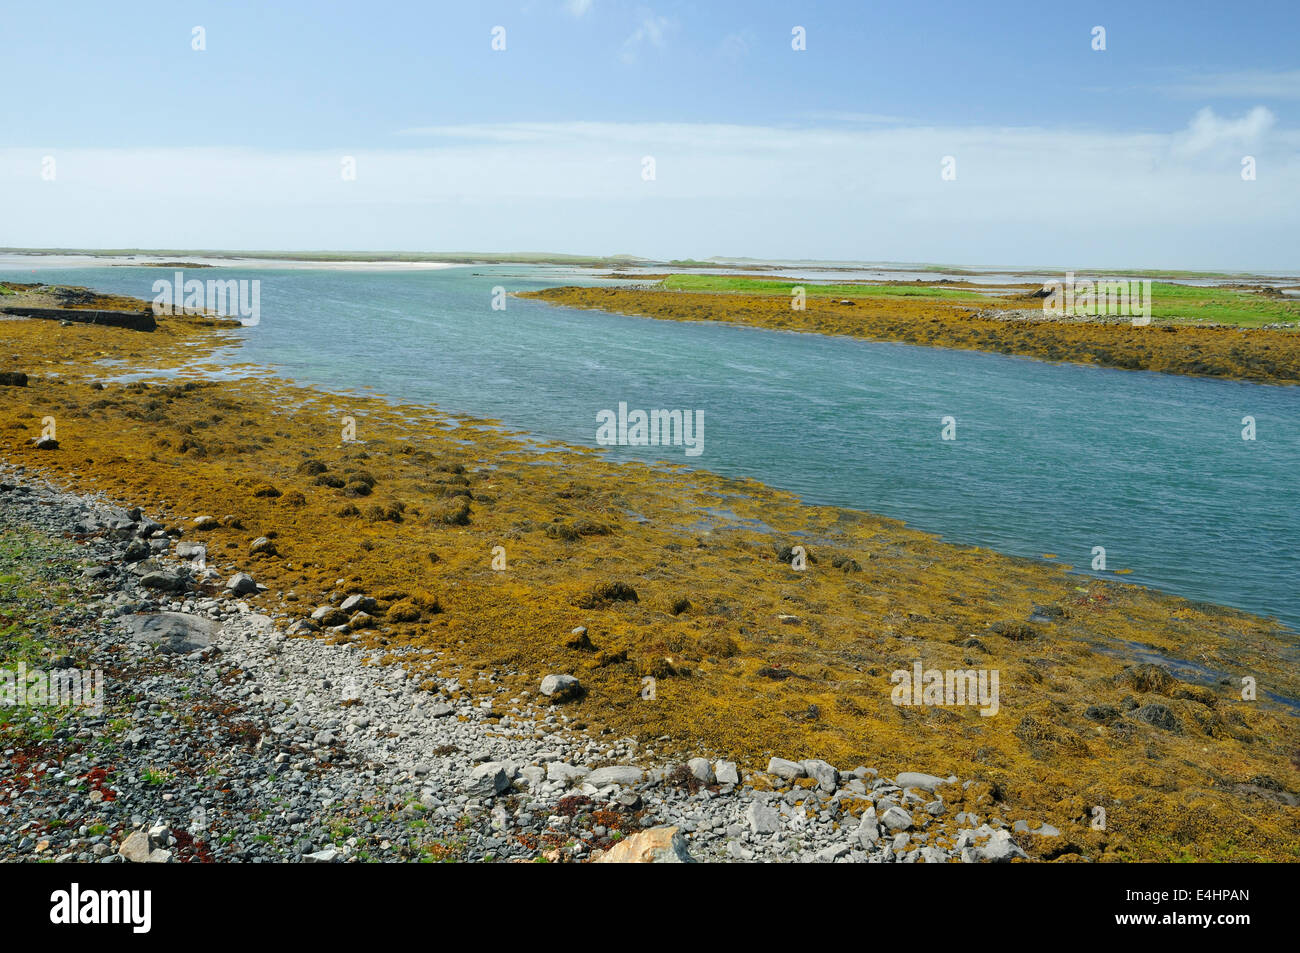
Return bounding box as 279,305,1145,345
540,673,581,701
226,572,258,595
767,757,805,780
340,593,377,614
139,570,186,592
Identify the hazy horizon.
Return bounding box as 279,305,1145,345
2,247,1297,279
4,1,1298,271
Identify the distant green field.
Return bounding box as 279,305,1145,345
659,274,978,299
1143,282,1300,327
658,274,1300,327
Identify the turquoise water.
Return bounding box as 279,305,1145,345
10,263,1300,629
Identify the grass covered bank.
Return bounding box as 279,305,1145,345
524,280,1300,383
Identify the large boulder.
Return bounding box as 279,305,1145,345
745,801,781,835
801,759,840,791
226,572,258,595
593,827,694,863
895,771,947,793
766,757,805,781
139,570,186,592
973,828,1029,862
686,758,715,784
540,673,581,701
466,762,512,797
124,612,220,654
586,766,644,786
340,594,377,614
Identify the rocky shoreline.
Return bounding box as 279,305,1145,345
0,464,1060,863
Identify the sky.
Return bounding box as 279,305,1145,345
3,0,1298,270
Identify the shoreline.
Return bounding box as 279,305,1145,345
0,467,1073,863
522,285,1300,385
1,284,1297,861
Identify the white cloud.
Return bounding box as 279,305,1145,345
1174,105,1275,156
4,110,1297,269
621,11,673,63
807,111,912,125
1161,69,1300,100
564,0,594,16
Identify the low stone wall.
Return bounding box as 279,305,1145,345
1,306,157,332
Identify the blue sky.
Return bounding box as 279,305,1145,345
4,0,1298,268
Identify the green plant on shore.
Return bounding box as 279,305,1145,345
420,834,468,862
141,767,170,786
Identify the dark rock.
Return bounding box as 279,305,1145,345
1083,704,1120,724
123,540,150,562
139,570,186,592
990,621,1039,641
565,627,595,651
1131,703,1180,733
1028,604,1065,624
575,581,638,608
226,572,258,595
1116,663,1177,695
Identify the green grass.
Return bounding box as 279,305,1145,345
0,528,79,665
657,274,1300,327
1143,282,1300,327
659,273,977,299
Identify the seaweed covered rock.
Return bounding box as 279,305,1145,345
1131,702,1181,733
575,580,638,608
1115,663,1178,696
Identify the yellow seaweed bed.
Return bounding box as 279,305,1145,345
2,286,1297,862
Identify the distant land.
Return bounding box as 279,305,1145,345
1,247,1296,282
